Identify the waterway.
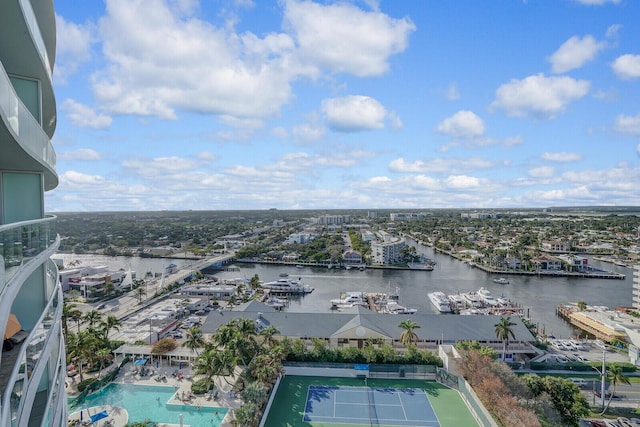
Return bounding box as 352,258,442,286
55,249,635,339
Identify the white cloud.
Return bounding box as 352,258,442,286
58,149,102,161
491,74,590,119
321,95,388,132
548,35,605,73
292,122,326,144
55,15,95,84
612,54,640,80
389,157,497,174
614,113,640,136
606,24,622,39
61,99,112,129
93,0,297,120
528,166,555,178
436,110,485,138
540,152,583,162
572,0,620,4
283,0,415,77
271,127,289,139
445,83,460,101
445,175,481,189
90,0,413,124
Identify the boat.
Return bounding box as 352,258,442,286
260,277,314,294
382,300,417,314
428,291,452,313
330,292,366,309
459,308,489,315
477,287,499,307
447,293,466,310
497,295,510,306
463,291,483,308
407,261,434,271
264,295,286,310
295,264,304,269
493,277,509,285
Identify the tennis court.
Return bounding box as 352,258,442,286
303,385,439,426
263,375,480,427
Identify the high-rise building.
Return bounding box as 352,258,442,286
0,1,66,426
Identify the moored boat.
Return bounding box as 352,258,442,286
478,287,499,307
428,291,452,313
330,291,366,308
261,277,313,294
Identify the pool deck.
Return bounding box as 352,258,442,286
67,362,243,427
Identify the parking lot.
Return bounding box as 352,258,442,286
546,338,629,365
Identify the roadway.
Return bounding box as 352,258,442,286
68,252,234,321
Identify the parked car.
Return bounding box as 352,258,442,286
194,309,206,316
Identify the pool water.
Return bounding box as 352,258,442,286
71,383,227,427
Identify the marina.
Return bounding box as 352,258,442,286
56,249,635,339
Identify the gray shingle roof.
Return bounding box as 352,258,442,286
202,304,534,343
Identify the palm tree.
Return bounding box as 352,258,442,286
183,326,206,356
136,286,147,304
494,316,516,362
193,347,236,391
62,302,82,343
95,347,113,379
259,325,280,349
398,320,420,347
100,315,121,343
83,309,103,329
249,274,261,290
103,281,116,297
601,365,630,415
66,330,98,382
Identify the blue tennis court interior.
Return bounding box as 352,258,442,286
303,385,441,426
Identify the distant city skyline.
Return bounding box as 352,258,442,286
50,0,640,212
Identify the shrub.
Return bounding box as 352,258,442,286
151,338,178,354
190,378,212,395
77,378,97,393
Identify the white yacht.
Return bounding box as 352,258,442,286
330,292,366,309
463,291,483,308
379,299,417,314
493,277,510,285
448,293,466,310
261,277,314,294
428,291,452,313
478,287,499,307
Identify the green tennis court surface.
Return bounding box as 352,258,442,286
264,376,480,427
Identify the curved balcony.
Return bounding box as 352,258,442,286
2,264,62,426
0,216,57,296
0,63,57,190
18,0,52,79
0,0,56,137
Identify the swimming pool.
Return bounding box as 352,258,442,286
70,383,227,427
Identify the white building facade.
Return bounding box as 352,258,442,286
0,1,66,425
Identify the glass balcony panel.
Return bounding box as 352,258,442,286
0,64,56,170
18,0,52,78
10,373,25,426
0,216,56,293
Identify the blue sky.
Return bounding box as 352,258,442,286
48,0,640,211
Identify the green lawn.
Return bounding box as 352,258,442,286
263,375,480,427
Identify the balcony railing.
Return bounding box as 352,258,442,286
5,271,62,426
0,215,56,295
18,0,52,78
0,63,56,171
